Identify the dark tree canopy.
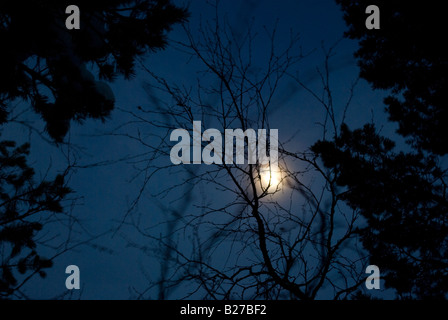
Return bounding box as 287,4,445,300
0,138,71,297
336,0,448,155
312,124,448,299
331,0,448,299
0,0,188,141
0,0,187,298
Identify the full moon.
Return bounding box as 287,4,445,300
260,166,282,190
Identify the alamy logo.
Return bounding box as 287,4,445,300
365,265,380,290
65,5,80,30
169,121,278,168
365,5,380,30
65,265,80,290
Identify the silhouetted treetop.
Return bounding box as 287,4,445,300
312,123,448,298
337,0,448,155
0,138,71,296
0,0,188,141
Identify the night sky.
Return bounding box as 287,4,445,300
3,0,395,299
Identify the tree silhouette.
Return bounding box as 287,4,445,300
0,0,188,141
121,1,448,299
336,0,448,155
0,0,188,298
319,0,448,298
119,10,369,299
312,124,448,299
0,138,71,297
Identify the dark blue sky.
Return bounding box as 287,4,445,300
4,0,395,299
